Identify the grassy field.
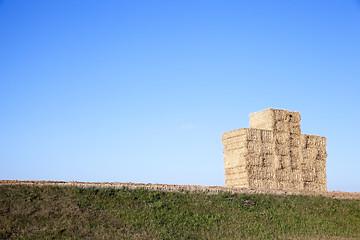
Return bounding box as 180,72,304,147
1,184,359,239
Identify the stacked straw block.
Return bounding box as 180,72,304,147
222,108,327,192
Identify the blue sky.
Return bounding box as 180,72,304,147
1,1,359,192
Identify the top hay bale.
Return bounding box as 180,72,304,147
250,108,301,135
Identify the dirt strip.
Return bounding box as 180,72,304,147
1,180,359,200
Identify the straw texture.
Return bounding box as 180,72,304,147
222,108,327,192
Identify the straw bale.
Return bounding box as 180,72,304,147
275,169,295,181
301,158,315,170
225,174,247,180
290,170,303,182
274,155,292,170
224,162,247,169
223,141,248,153
303,181,326,191
225,171,244,179
317,150,327,159
315,175,326,183
223,148,248,159
307,135,326,147
245,153,274,167
246,141,263,154
249,108,275,130
314,169,326,177
249,179,276,189
316,162,327,172
290,147,301,157
225,176,248,186
289,126,301,135
315,159,327,168
246,141,273,155
276,181,294,190
224,158,243,168
225,179,248,186
265,180,277,189
261,143,273,155
261,154,274,167
274,155,284,170
225,166,247,175
274,144,290,156
225,178,249,188
302,169,316,182
302,148,319,160
224,170,247,177
314,176,326,185
225,180,248,186
300,134,327,149
222,128,264,142
222,128,276,145
290,157,300,170
247,167,274,180
250,108,301,132
223,155,247,168
289,148,301,170
244,154,260,166
274,123,301,135
273,131,291,144
289,137,301,148
222,137,245,146
222,130,248,144
273,109,301,124
246,129,262,141
260,129,274,142
222,128,248,140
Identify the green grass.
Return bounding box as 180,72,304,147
1,185,359,239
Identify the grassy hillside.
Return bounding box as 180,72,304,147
1,185,359,239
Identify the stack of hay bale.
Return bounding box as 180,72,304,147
222,128,274,188
222,108,327,192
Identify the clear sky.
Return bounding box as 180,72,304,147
1,1,359,192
